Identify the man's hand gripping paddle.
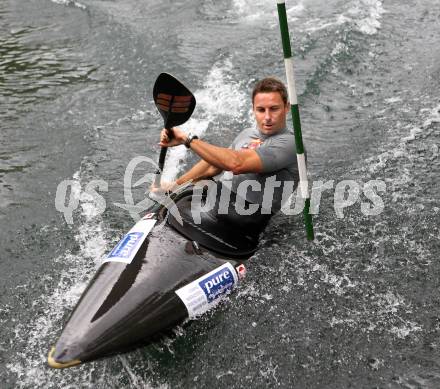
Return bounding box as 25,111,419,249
153,73,196,187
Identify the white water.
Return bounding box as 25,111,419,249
304,0,385,35
6,170,111,388
49,0,86,10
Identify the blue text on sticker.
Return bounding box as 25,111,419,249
198,267,235,303
107,232,144,259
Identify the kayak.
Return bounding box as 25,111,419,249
47,186,250,368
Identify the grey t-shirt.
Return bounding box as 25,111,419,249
218,126,299,213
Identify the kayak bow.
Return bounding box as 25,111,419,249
48,188,249,368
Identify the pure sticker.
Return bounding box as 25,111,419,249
107,232,143,259
175,262,238,318
104,219,156,264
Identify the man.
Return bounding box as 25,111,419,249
155,77,299,239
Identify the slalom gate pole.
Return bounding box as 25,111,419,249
276,0,314,240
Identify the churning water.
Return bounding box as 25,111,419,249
1,0,439,387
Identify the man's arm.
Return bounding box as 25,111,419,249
175,159,222,185
160,127,263,175
190,140,262,174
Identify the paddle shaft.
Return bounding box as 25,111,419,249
154,96,175,187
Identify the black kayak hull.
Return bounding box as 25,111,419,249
48,194,248,368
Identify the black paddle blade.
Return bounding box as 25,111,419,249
153,73,196,129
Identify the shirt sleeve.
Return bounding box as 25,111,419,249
255,134,297,173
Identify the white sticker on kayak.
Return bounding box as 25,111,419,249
175,262,238,318
103,219,157,264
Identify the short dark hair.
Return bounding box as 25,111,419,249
252,77,288,105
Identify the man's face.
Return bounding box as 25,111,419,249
253,92,289,135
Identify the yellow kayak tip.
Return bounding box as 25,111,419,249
47,347,81,369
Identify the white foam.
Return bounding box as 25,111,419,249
304,15,350,33
384,96,403,104
230,0,273,22
230,0,305,23
196,59,247,119
328,289,422,338
331,42,349,57
236,281,260,299
311,263,358,296
349,0,386,35
50,0,86,10
118,356,166,389
366,102,440,177
304,0,385,35
286,2,306,17
402,127,422,142
390,322,422,338
5,170,118,387
329,316,356,328
422,104,440,128
376,292,422,338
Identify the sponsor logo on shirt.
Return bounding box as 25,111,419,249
242,138,263,150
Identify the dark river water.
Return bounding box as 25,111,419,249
1,0,439,387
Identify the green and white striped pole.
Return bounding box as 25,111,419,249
276,0,314,240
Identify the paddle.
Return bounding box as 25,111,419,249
153,73,196,187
